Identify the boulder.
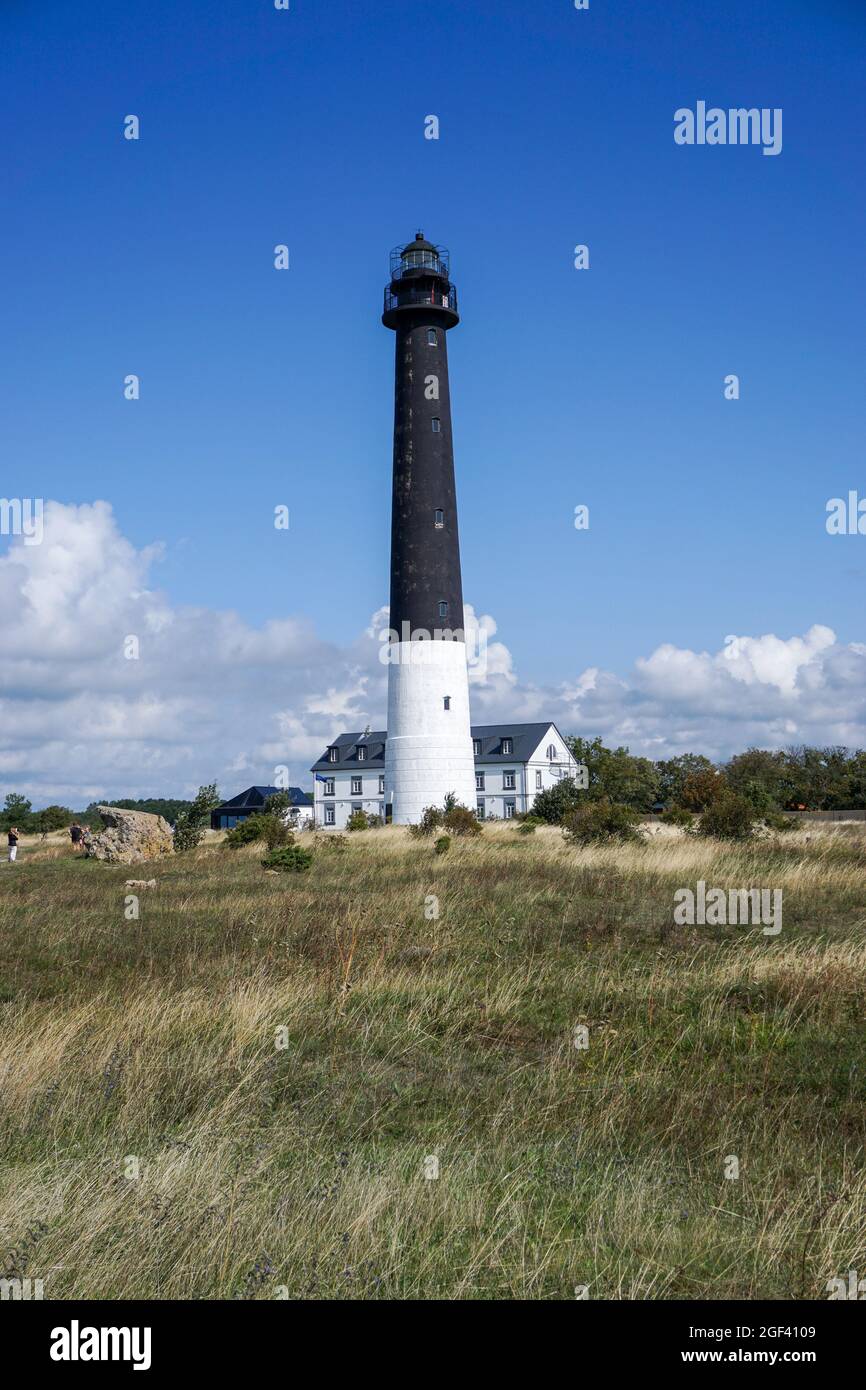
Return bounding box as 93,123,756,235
84,806,174,865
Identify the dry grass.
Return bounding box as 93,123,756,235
1,822,864,1299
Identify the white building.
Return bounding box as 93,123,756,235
311,723,578,828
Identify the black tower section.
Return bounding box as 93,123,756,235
382,232,465,641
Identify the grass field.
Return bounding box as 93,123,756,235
1,822,865,1300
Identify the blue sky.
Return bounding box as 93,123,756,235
2,0,866,803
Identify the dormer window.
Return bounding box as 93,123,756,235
434,509,444,528
357,746,367,761
431,418,441,433
328,747,339,763
501,738,513,755
473,739,481,756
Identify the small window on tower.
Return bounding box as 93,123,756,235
427,329,437,346
444,696,451,711
434,509,444,528
439,601,448,619
431,417,441,432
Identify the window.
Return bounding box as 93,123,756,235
504,771,516,791
473,739,482,756
536,770,543,790
476,802,485,820
438,600,448,619
325,805,336,826
476,773,485,791
324,778,335,797
351,776,362,796
351,803,362,815
443,696,451,710
378,775,385,794
547,743,557,761
504,799,516,820
357,746,367,761
328,746,339,763
501,738,513,755
427,329,437,345
431,417,441,432
434,509,444,528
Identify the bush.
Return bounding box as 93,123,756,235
530,779,584,825
408,806,446,838
518,816,543,834
763,810,798,833
261,845,313,873
224,817,264,848
173,783,220,853
346,810,370,832
660,806,695,829
698,792,755,841
434,835,451,855
442,805,481,836
562,798,641,845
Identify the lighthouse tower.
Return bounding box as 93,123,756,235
382,232,476,824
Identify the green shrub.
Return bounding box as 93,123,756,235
224,817,264,848
434,835,451,855
698,792,755,841
442,805,481,836
408,806,446,838
261,845,313,873
173,783,220,852
660,806,695,829
530,779,584,825
346,810,369,832
518,816,543,834
763,810,798,833
562,798,641,845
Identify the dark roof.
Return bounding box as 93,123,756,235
213,785,312,812
403,231,437,254
469,723,558,761
311,724,565,772
311,733,387,773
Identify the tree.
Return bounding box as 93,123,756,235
34,805,73,837
172,783,220,852
698,791,755,841
530,778,584,824
1,793,33,831
679,768,727,812
562,797,641,845
655,754,715,806
565,736,658,810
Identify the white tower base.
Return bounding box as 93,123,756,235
385,640,476,825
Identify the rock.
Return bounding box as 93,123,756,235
84,807,174,865
125,879,158,888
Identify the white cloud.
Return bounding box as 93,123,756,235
1,502,864,806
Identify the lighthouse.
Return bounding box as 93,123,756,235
382,232,477,824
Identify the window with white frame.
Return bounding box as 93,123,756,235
325,805,335,825
328,747,339,762
324,778,335,797
476,773,485,791
504,799,516,819
546,743,557,760
501,738,513,755
476,802,485,819
357,746,367,761
351,776,362,796
378,775,384,794
536,770,542,789
473,739,481,756
503,771,516,790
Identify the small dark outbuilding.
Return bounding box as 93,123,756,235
210,785,312,830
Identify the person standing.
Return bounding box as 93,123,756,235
70,822,84,851
7,826,19,863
